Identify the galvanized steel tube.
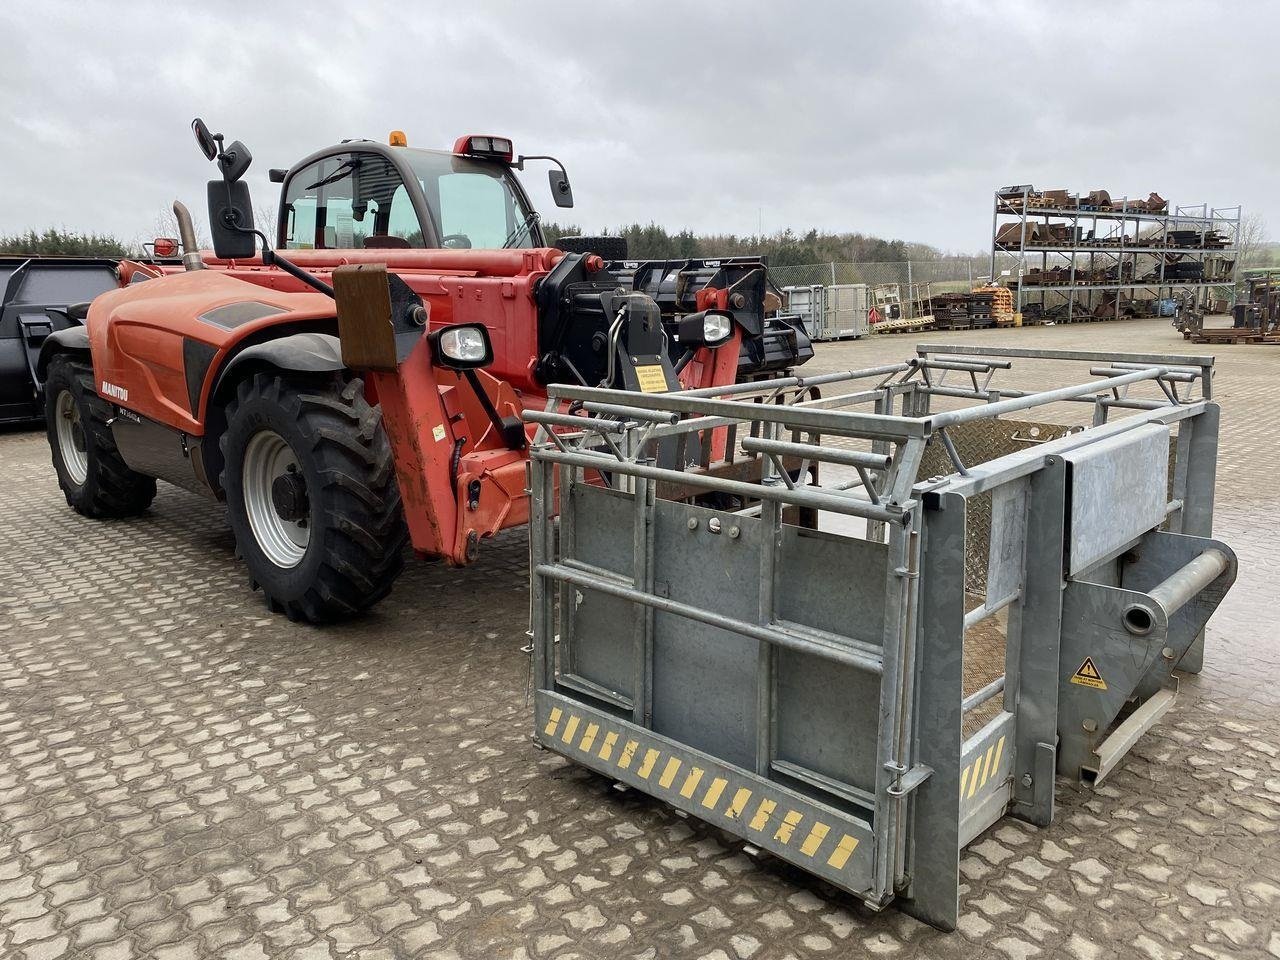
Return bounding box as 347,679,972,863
535,448,906,523
536,562,884,673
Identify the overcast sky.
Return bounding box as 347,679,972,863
2,1,1273,254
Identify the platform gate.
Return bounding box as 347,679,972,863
525,345,1235,930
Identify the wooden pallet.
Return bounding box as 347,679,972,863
871,315,935,334
1186,327,1280,345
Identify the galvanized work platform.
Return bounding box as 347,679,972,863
526,344,1237,930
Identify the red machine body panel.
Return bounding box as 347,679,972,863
88,252,739,566
156,248,567,396
87,270,334,435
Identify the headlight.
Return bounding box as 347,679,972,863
676,310,734,347
702,312,732,345
429,323,494,369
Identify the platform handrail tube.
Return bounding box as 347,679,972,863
533,447,906,523
915,342,1215,367
643,388,893,441
928,368,1167,429
672,363,914,400
1089,366,1197,383
536,562,885,673
963,590,1021,630
925,383,1169,412
578,401,680,424
931,401,1209,500
545,385,931,441
522,409,628,434
913,359,1012,373
915,355,1014,371
961,675,1006,713
739,436,892,471
1122,548,1231,635
1106,360,1207,376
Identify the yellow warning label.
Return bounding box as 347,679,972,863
634,364,669,393
1071,656,1107,690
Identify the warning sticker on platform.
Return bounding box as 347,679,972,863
634,364,669,393
1071,657,1107,690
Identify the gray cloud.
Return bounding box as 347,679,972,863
1,1,1272,253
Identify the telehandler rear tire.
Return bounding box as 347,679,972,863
220,372,408,623
44,356,157,518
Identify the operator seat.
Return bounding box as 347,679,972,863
364,236,411,249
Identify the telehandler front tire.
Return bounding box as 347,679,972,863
44,356,157,518
220,372,408,624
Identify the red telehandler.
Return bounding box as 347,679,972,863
39,120,751,622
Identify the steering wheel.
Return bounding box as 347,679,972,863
441,234,472,249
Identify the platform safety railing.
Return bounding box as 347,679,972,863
524,345,1233,931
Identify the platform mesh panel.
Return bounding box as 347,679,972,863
916,417,1080,595
915,418,1080,737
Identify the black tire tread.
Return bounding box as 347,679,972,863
220,373,407,623
45,357,156,518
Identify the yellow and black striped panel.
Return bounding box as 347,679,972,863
537,693,875,895
958,722,1012,815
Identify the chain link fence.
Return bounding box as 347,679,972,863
770,257,1019,294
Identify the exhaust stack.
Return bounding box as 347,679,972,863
173,201,205,271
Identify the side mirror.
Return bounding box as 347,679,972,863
427,323,494,370
207,180,257,259
548,169,574,209
192,117,217,160
218,139,253,183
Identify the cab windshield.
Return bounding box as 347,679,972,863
281,148,536,251
402,149,536,250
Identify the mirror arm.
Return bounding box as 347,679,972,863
261,249,336,299
515,154,565,175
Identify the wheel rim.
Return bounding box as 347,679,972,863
55,390,88,485
242,430,310,568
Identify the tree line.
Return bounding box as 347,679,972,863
5,223,932,263
542,223,941,265
0,229,132,257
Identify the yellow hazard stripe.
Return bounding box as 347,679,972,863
725,788,752,820
748,799,776,832
597,731,618,762
658,757,682,789
618,740,639,769
637,748,660,779
679,767,704,799
548,711,868,871
826,834,859,870
543,707,562,737
774,810,803,845
702,777,728,810
560,715,580,745
800,822,830,857
961,734,1009,800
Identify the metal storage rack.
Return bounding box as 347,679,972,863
989,186,1240,323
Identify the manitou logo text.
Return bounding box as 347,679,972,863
101,380,129,402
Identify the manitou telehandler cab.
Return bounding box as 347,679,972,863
39,119,752,622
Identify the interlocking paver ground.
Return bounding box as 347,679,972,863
1,319,1277,959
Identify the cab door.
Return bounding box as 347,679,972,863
280,151,425,252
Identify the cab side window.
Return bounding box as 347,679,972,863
437,173,515,249
282,153,424,250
